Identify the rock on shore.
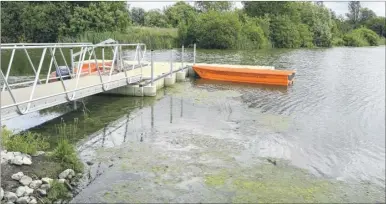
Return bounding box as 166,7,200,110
2,168,81,204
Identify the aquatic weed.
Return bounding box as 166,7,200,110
51,120,84,173
42,180,72,203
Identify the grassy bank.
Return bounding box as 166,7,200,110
1,123,84,202
1,124,83,174
62,27,179,50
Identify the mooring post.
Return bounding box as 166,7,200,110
193,43,196,64
181,45,184,69
170,49,173,75
151,50,154,86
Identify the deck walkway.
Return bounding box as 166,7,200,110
1,61,192,121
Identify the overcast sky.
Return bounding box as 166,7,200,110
128,1,385,17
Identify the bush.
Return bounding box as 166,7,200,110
50,138,83,173
190,11,241,49
343,27,379,46
298,24,314,48
240,20,268,49
362,28,379,45
42,180,72,203
332,37,345,46
269,15,301,48
343,33,368,46
1,127,50,154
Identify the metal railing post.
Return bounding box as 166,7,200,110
119,45,124,72
87,49,92,74
25,48,47,113
45,46,56,84
181,45,184,69
137,44,141,66
2,46,16,92
23,47,40,84
102,47,105,73
151,50,154,86
139,46,143,80
70,48,74,74
170,49,173,75
193,43,196,64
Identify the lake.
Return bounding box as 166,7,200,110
2,46,385,202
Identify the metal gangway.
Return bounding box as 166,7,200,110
1,40,195,121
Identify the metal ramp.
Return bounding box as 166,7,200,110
1,41,148,121
1,41,195,122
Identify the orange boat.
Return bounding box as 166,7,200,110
49,62,113,82
73,61,113,74
193,64,295,86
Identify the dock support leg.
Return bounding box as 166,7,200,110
143,85,156,96
73,100,77,110
165,73,176,87
176,70,186,82
187,66,196,78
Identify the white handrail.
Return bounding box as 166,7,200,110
0,41,189,118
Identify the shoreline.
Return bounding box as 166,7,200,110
1,149,83,204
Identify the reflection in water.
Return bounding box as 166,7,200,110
151,105,154,129
180,97,183,118
74,94,184,190
9,46,385,202
195,78,289,94
170,96,173,124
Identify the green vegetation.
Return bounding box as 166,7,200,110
343,27,380,46
77,27,179,49
1,1,385,49
1,127,50,155
49,120,84,173
42,180,72,203
1,121,83,174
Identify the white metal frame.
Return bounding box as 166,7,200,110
1,42,147,120
1,42,195,121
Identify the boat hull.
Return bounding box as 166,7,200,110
193,65,295,86
48,62,113,82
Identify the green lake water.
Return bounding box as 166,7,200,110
2,46,385,203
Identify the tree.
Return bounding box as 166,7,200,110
188,11,241,49
194,1,233,12
1,1,28,42
359,8,376,24
242,1,300,22
241,18,268,48
269,15,301,48
366,17,386,37
144,9,170,28
346,1,361,26
164,2,196,27
1,1,131,43
131,7,145,25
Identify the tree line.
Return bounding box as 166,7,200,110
1,1,385,49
